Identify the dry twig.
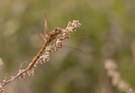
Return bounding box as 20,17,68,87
105,59,135,93
0,20,81,92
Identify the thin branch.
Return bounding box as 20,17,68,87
105,59,135,93
0,20,81,93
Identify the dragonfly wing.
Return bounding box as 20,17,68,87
63,44,90,55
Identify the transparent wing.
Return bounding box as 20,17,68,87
44,18,48,35
63,44,90,55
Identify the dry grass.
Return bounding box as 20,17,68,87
0,20,81,92
105,59,135,93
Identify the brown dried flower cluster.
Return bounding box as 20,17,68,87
0,20,81,92
105,59,135,93
38,20,81,63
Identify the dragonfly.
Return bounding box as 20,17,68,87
28,19,90,71
28,19,63,70
22,19,90,75
39,19,90,55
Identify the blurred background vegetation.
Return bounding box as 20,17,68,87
0,0,135,93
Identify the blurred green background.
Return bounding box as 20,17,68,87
0,0,135,93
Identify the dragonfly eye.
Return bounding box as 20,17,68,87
54,27,62,34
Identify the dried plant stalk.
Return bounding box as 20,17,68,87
28,27,62,71
105,59,135,93
37,20,81,64
0,20,81,92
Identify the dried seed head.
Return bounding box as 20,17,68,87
0,84,4,92
18,69,25,79
66,20,81,32
27,68,35,77
104,59,135,93
0,20,81,92
2,80,6,84
34,64,37,68
118,80,129,90
62,31,70,38
31,70,35,76
40,54,50,63
46,46,52,52
105,59,117,70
